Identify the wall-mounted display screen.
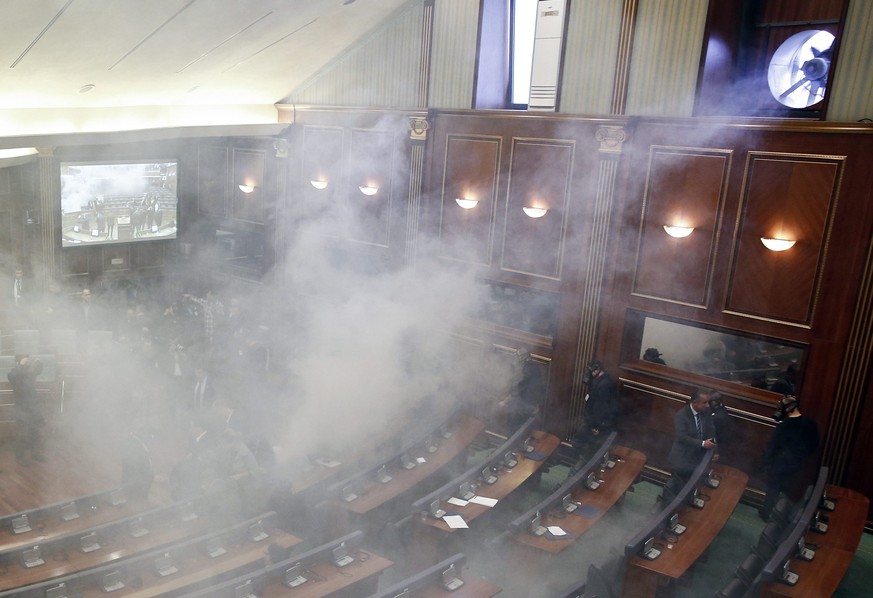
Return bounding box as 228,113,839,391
60,160,178,247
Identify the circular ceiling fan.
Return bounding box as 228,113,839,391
767,30,835,108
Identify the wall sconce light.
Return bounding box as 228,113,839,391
761,237,796,251
238,183,255,194
359,185,379,196
310,179,328,190
522,206,548,218
663,225,694,238
455,197,479,209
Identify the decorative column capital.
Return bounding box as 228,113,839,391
408,115,430,142
596,126,628,155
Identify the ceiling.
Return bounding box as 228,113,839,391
0,0,408,145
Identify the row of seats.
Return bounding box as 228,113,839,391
0,330,113,358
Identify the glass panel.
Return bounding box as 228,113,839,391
638,316,804,393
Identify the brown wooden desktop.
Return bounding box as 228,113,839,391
258,547,393,597
415,430,561,534
336,415,486,516
83,530,303,597
513,446,646,555
622,464,748,598
761,486,868,598
0,497,153,554
415,576,502,597
0,513,212,591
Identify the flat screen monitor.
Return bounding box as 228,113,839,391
60,160,178,247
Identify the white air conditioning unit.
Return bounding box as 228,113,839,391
528,0,567,111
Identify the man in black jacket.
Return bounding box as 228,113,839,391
571,360,619,460
9,356,45,465
760,395,820,520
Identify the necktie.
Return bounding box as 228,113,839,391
695,413,702,439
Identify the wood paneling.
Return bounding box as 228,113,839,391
102,245,130,272
346,129,394,247
438,135,501,265
232,148,266,224
726,153,842,326
197,146,228,217
632,146,731,307
501,138,574,279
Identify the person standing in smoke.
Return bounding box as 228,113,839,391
571,360,618,461
759,395,819,520
9,356,46,465
498,348,543,432
665,388,718,500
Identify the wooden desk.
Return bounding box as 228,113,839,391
514,446,646,554
0,512,211,591
0,498,153,554
415,431,561,534
337,416,485,516
415,577,502,597
88,530,303,597
259,548,393,597
622,464,748,598
761,486,868,598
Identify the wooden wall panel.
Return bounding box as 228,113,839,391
438,135,501,265
501,139,574,279
726,153,842,326
102,245,131,273
300,126,346,240
302,126,344,206
346,129,394,247
632,147,731,307
197,146,228,217
232,149,266,224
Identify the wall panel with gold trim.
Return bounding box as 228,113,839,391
725,152,843,327
632,146,731,307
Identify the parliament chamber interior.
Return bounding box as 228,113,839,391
1,1,873,597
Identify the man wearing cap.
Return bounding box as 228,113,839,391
643,347,666,364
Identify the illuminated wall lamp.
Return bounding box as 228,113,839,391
359,185,379,196
663,225,694,238
761,237,796,252
455,197,479,209
310,179,328,190
522,206,548,218
238,183,255,194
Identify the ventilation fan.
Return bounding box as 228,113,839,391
767,30,835,108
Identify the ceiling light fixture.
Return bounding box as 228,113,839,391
238,183,255,194
455,197,479,209
663,225,694,238
310,179,328,190
359,185,378,196
761,237,796,251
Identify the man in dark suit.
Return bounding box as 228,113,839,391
665,388,718,499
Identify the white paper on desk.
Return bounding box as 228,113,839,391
447,497,468,506
442,515,468,529
469,496,498,507
416,457,427,464
547,526,568,536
